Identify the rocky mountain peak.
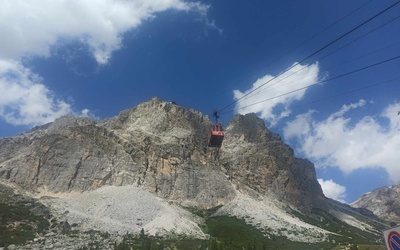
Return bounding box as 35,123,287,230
106,97,206,130
220,113,325,212
0,98,390,247
225,113,273,144
101,97,210,149
0,97,325,212
351,184,400,223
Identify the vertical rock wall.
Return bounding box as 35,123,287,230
0,97,325,212
220,113,326,212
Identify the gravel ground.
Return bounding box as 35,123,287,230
214,191,332,243
38,185,206,238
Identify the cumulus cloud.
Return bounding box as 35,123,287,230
0,60,72,126
318,179,347,203
0,0,210,64
284,100,400,182
233,62,320,126
0,0,212,126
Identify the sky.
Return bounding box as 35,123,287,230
0,0,399,204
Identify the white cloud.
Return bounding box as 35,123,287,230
0,60,72,126
318,178,347,203
80,109,91,118
233,62,320,126
282,110,315,140
0,0,212,126
284,101,400,183
0,0,210,64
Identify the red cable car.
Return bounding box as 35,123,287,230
208,111,224,147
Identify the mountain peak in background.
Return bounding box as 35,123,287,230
352,184,400,224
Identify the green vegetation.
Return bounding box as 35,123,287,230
113,233,207,250
200,207,385,250
0,186,387,249
205,215,331,250
331,244,385,250
109,206,386,250
0,184,50,247
107,215,385,250
186,205,222,218
292,208,385,247
204,215,386,250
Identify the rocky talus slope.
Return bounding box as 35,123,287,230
0,97,388,247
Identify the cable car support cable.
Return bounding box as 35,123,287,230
220,55,400,114
216,0,400,114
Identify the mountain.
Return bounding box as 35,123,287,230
0,97,323,211
0,97,389,249
352,184,400,224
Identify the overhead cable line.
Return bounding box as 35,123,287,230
318,14,400,61
262,78,400,129
237,14,400,102
217,0,400,113
221,55,400,114
287,77,400,111
242,42,400,101
208,0,374,101
265,0,374,67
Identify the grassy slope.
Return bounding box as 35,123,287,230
112,206,386,250
111,214,386,250
205,215,386,250
0,184,387,249
0,184,50,247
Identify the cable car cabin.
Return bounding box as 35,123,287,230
208,124,224,147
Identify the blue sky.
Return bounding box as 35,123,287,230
0,0,399,203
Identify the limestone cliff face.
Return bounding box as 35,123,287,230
351,185,400,223
220,113,326,212
0,97,324,212
0,116,135,192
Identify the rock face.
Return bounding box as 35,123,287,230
351,185,400,223
220,113,325,212
1,97,391,245
0,97,324,212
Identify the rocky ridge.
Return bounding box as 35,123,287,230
0,97,388,247
219,113,326,212
0,97,322,212
351,184,400,224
